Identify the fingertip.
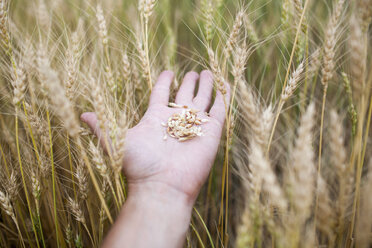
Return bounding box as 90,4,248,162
150,71,175,106
175,71,199,104
200,70,213,79
185,71,199,80
158,70,175,80
80,112,94,122
80,112,98,129
193,70,214,111
81,112,108,152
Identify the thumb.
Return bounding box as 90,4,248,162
81,112,110,152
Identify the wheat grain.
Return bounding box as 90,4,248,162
349,15,367,97
202,0,213,42
208,48,227,95
356,158,372,247
356,0,372,32
37,0,51,32
0,0,10,51
89,140,109,177
320,0,345,88
90,76,108,135
308,48,321,73
342,72,357,135
65,224,73,247
244,15,259,43
143,0,156,23
122,52,131,82
6,170,18,201
288,102,315,222
249,142,287,209
96,5,108,45
1,122,16,156
281,61,304,101
232,44,248,81
329,110,354,233
164,107,206,142
261,106,274,145
236,207,253,248
112,113,127,172
12,61,26,105
224,11,244,58
293,0,308,33
65,31,80,102
37,46,80,137
316,176,336,243
237,80,267,148
31,170,41,200
0,190,15,219
68,197,86,225
75,160,89,201
281,0,291,28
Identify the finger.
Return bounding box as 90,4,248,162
81,112,109,152
149,70,175,106
209,81,231,125
193,70,213,111
175,71,199,105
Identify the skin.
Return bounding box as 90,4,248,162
81,70,230,248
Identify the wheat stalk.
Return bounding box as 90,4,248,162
266,0,310,154
316,0,345,229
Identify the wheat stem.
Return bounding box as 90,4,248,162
314,84,327,235
66,134,78,201
46,109,62,248
194,207,215,248
15,108,40,248
191,221,206,248
266,0,310,154
348,85,372,244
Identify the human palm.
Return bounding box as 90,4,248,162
81,70,230,201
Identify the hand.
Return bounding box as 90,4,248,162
81,70,230,204
81,70,230,248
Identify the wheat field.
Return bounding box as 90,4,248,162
0,0,371,247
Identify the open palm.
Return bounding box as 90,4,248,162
81,70,230,201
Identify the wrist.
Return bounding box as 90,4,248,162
127,180,195,210
104,181,193,248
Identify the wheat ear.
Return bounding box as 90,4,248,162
316,0,345,229
287,103,315,242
